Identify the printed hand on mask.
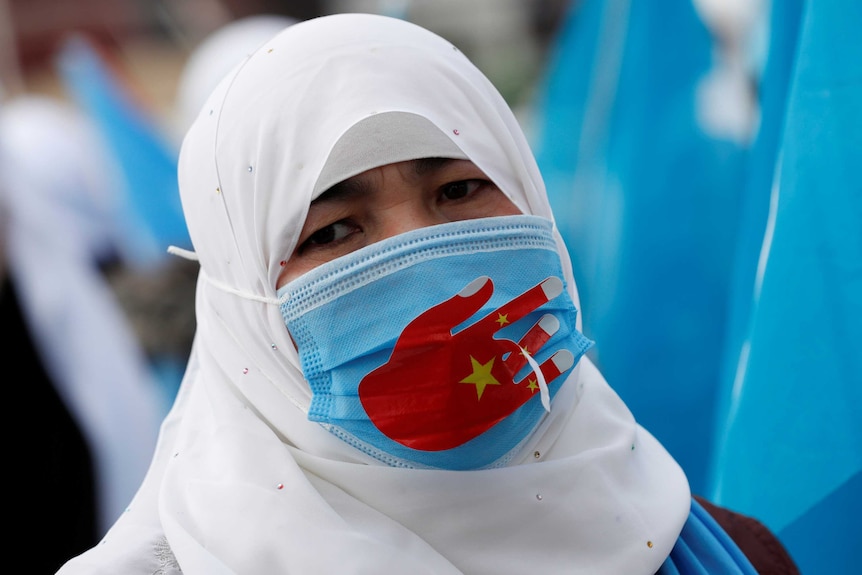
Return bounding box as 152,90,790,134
359,275,575,451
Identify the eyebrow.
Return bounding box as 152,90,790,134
312,175,369,205
413,157,452,175
311,158,456,205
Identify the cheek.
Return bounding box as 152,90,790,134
276,257,312,289
278,245,361,288
486,190,524,216
496,196,524,216
445,191,523,223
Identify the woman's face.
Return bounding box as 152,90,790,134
277,158,522,287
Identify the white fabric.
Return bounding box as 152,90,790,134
173,14,298,137
0,96,165,533
57,13,690,574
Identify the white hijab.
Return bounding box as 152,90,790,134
172,14,298,138
58,13,689,575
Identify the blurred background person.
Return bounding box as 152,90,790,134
0,93,166,574
0,1,309,571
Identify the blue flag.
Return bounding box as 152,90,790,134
55,35,191,269
709,0,862,572
531,0,750,493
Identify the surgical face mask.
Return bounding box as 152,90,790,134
277,215,593,470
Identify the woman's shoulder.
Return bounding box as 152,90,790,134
694,495,800,575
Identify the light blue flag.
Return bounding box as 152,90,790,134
709,0,862,572
531,0,750,493
55,35,191,269
713,0,806,429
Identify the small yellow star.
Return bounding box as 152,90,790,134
526,379,539,393
460,356,501,400
495,313,510,327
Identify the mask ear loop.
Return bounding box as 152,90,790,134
521,350,551,412
168,245,199,260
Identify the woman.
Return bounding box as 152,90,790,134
57,13,797,574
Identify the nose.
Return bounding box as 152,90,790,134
362,160,458,243
376,202,450,240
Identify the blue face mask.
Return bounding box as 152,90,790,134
277,215,593,470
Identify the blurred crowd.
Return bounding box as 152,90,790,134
1,0,857,573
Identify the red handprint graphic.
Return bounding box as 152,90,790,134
358,275,574,451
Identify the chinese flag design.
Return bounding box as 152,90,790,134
359,276,571,451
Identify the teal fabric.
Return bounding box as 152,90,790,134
533,1,860,570
531,0,747,494
657,499,758,575
709,1,862,572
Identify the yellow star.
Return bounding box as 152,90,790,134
460,356,501,400
495,313,510,327
526,378,539,393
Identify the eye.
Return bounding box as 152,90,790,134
440,179,484,201
302,220,359,248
